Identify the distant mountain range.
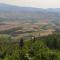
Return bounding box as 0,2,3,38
0,3,60,23
0,3,44,12
0,3,60,13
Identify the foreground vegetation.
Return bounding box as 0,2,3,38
0,33,60,60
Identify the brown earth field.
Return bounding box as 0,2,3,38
0,23,19,31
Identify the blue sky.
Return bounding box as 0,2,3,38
0,0,60,8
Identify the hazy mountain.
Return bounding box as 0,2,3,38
0,3,45,12
0,3,60,13
46,8,60,13
0,3,60,23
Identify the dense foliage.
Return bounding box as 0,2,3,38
0,34,60,60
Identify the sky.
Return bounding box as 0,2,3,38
0,0,60,8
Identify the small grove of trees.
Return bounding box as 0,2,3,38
41,34,60,49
